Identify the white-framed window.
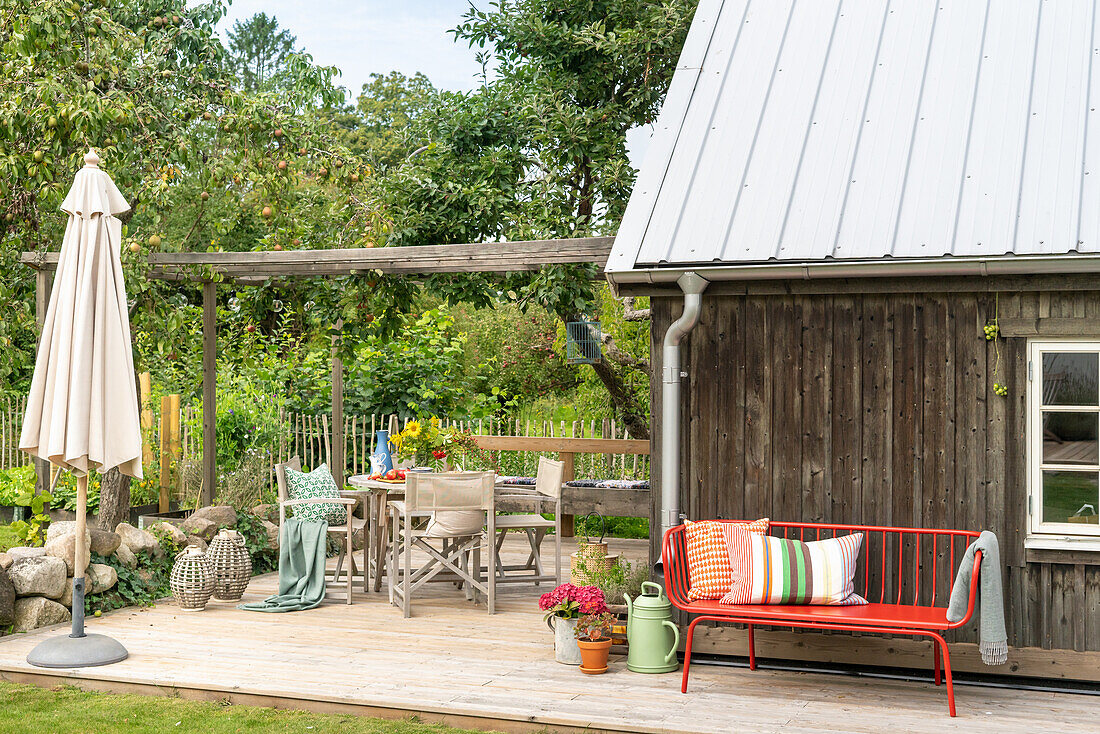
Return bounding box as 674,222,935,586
1028,341,1100,545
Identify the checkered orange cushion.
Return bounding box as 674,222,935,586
684,518,769,600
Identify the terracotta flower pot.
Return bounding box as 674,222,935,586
577,637,612,674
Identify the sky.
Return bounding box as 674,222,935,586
214,0,488,96
208,0,653,161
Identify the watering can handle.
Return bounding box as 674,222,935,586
662,620,680,665
641,581,663,596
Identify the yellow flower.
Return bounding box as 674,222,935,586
405,420,422,438
430,416,441,428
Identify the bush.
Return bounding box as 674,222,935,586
575,557,649,606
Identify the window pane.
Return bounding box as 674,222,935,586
1042,471,1100,524
1042,352,1099,406
1042,411,1099,464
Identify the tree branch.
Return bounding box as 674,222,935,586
601,332,649,371
621,296,650,321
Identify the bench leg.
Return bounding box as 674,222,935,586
747,624,756,670
933,639,941,686
938,635,956,717
681,617,701,694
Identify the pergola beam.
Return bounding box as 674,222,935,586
20,237,614,279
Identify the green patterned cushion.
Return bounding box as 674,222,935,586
285,463,346,525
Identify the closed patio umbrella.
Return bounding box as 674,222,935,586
19,149,141,668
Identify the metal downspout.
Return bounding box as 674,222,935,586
659,272,709,562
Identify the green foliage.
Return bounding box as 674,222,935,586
10,488,52,546
0,465,35,506
575,556,649,605
0,523,18,552
234,511,278,575
85,529,179,614
226,12,297,93
339,71,440,169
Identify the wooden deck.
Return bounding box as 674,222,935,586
0,536,1093,734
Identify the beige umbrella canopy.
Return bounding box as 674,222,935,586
20,149,139,668
20,149,142,480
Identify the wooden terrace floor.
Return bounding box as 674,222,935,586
0,537,1094,734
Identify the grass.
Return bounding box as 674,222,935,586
0,683,497,734
0,523,18,552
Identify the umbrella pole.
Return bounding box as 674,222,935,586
71,474,87,638
26,471,127,668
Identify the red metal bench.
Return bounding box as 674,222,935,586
663,521,983,716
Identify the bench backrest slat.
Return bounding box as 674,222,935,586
663,521,980,609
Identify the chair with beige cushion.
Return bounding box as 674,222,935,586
275,457,366,604
493,456,564,586
387,471,497,617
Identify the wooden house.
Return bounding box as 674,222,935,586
607,0,1100,680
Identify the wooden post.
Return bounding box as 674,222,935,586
201,281,217,507
331,323,344,488
159,395,171,512
139,372,154,465
168,393,180,505
559,450,575,538
33,269,53,498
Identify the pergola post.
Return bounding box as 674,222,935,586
331,323,344,488
201,281,217,506
33,269,53,499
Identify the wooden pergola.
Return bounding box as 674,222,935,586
21,237,614,504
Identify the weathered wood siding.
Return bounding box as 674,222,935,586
651,284,1100,652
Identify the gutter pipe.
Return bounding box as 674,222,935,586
659,272,709,564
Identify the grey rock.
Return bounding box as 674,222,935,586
261,520,280,550
0,552,12,571
44,530,90,576
113,543,138,569
251,504,278,523
181,505,237,540
148,521,187,546
8,546,46,560
115,522,161,557
89,528,122,556
60,577,73,608
87,563,118,594
0,567,14,626
12,596,71,632
8,556,67,599
184,535,208,552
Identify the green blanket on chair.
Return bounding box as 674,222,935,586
238,518,328,613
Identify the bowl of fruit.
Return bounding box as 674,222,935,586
368,468,407,484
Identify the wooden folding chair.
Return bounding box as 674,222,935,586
387,471,496,617
493,456,564,586
275,457,365,605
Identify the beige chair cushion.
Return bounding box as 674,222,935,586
495,513,555,529
425,510,485,538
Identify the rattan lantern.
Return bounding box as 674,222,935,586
207,529,252,602
170,546,215,612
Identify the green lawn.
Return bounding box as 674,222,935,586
0,523,18,552
0,683,497,734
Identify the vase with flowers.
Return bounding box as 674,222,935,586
390,418,490,471
539,583,608,665
574,612,616,674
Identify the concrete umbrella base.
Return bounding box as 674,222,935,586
26,633,128,669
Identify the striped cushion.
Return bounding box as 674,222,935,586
721,526,868,606
684,518,769,601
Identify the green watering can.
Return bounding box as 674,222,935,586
624,581,680,673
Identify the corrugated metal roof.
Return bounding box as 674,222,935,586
607,0,1100,275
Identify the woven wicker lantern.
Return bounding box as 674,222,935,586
170,546,215,612
206,529,252,602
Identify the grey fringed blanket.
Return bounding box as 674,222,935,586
946,530,1007,665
